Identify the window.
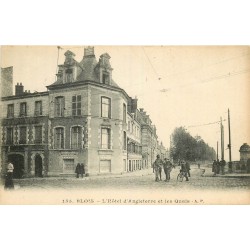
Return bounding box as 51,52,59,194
7,104,14,118
132,143,135,153
100,160,111,173
123,131,126,150
72,95,81,116
71,126,82,149
65,68,73,83
19,127,27,144
123,103,126,123
101,128,111,149
35,101,42,116
55,97,65,117
101,97,111,118
6,127,13,144
34,126,42,144
54,127,64,149
63,159,75,173
20,102,27,117
102,73,110,84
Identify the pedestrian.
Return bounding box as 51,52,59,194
212,160,217,176
79,163,85,178
153,155,163,182
185,161,191,177
4,161,14,190
198,162,200,169
75,163,80,178
220,159,226,175
163,158,172,181
180,160,189,181
216,159,220,174
159,162,162,181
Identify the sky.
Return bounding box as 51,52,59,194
1,45,250,161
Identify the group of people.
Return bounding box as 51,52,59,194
212,159,226,176
75,163,85,178
153,155,174,182
153,155,191,182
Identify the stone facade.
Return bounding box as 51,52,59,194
1,47,166,178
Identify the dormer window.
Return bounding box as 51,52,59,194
65,68,73,83
102,72,110,84
97,53,113,85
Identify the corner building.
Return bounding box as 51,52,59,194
1,47,166,177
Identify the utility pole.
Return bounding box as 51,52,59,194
220,117,224,161
216,141,219,161
228,108,232,172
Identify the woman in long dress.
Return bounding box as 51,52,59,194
4,162,14,190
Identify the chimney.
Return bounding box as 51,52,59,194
131,98,138,113
127,97,132,113
15,82,24,96
84,46,95,57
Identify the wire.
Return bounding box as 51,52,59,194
187,119,227,128
142,47,161,80
164,51,250,79
160,68,250,93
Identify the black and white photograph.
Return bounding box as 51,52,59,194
1,1,250,250
0,45,249,204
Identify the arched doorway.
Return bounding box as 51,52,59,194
35,154,43,177
8,154,24,179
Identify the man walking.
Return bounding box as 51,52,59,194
181,160,189,181
163,158,172,181
185,161,191,177
153,155,163,182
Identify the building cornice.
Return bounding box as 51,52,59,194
1,91,49,101
46,80,130,100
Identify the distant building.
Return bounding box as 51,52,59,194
231,143,250,173
239,143,250,163
1,66,13,98
1,47,166,178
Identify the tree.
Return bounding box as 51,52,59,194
170,127,216,162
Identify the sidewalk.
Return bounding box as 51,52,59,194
11,167,154,182
180,165,250,178
217,173,250,178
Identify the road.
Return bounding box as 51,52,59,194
3,165,250,191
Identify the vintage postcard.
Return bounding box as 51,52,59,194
0,45,249,205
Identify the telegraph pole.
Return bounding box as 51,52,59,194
228,108,232,172
220,117,224,161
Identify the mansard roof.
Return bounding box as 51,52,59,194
48,50,120,88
